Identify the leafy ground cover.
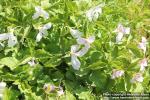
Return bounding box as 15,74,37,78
0,0,150,100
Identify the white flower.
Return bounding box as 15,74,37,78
111,69,124,79
43,84,56,93
70,36,95,70
0,32,17,47
71,45,81,70
139,58,147,71
86,3,105,21
28,58,36,67
138,37,147,54
32,6,49,20
131,73,144,83
114,24,130,43
57,87,64,96
70,29,82,39
77,36,95,45
76,44,90,57
76,36,95,57
36,23,52,42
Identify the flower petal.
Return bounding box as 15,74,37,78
32,6,49,20
131,73,143,83
7,34,17,47
42,10,49,20
86,3,104,21
36,32,43,42
124,27,130,34
116,32,124,43
0,33,9,41
76,38,86,45
140,58,147,71
32,12,40,19
76,44,90,57
87,36,95,43
71,55,80,70
71,45,80,53
138,42,146,53
43,23,52,30
70,29,82,39
141,37,147,43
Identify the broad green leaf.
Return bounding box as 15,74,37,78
0,57,19,70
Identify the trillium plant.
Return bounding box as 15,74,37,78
0,0,149,100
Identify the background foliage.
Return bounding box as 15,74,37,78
0,0,150,100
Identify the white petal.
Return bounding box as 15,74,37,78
42,10,49,20
111,70,124,79
71,45,80,53
43,23,52,30
141,37,147,43
138,42,146,53
36,32,43,42
57,87,64,96
140,58,147,71
32,6,42,19
33,6,49,20
70,29,82,39
35,6,42,12
77,38,87,45
140,66,145,71
32,12,40,19
93,7,102,20
71,55,80,70
86,3,103,21
131,73,144,83
0,33,9,41
87,36,95,43
116,32,124,43
137,77,143,82
7,35,17,47
28,59,36,67
114,24,123,33
86,9,93,21
76,44,90,57
124,27,130,34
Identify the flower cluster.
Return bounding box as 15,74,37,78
130,36,148,83
111,25,148,83
70,29,95,70
111,23,130,79
32,6,52,42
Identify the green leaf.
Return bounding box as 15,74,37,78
0,57,19,70
89,70,107,91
